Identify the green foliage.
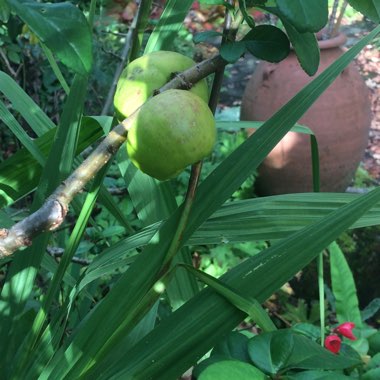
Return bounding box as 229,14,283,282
6,0,93,74
348,0,380,23
194,330,360,378
276,0,329,33
0,0,380,379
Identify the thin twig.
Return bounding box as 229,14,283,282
0,48,17,77
157,1,233,275
47,246,91,266
0,53,228,258
326,0,340,39
101,0,146,115
331,0,348,38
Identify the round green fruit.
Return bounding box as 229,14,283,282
127,89,216,181
114,50,209,120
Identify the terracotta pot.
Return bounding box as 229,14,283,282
240,33,372,195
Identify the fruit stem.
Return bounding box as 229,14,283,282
209,0,238,112
159,162,202,272
0,55,228,257
159,1,235,272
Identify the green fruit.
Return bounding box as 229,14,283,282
127,89,216,181
114,50,209,120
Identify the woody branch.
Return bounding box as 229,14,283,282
0,54,227,258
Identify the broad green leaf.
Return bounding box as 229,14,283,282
144,0,193,52
220,41,246,63
284,370,351,380
211,332,251,363
248,330,294,374
362,368,380,380
286,334,360,369
6,0,92,74
194,31,223,44
348,0,380,23
282,20,320,76
198,360,266,380
329,241,363,327
276,0,328,33
243,25,290,62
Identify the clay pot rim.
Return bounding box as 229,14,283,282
317,33,347,49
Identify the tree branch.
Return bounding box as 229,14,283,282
0,54,228,258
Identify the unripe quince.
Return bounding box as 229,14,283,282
127,89,216,181
114,50,209,120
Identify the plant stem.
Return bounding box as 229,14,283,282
326,0,340,39
159,163,202,274
0,53,228,258
101,0,148,115
318,251,325,345
332,0,348,38
158,0,234,273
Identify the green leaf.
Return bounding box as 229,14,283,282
76,192,380,290
284,370,351,380
0,0,10,22
113,187,380,379
6,0,92,74
194,31,223,44
287,334,360,370
0,100,45,165
363,368,380,380
329,242,363,327
200,0,235,8
348,0,380,23
276,0,328,33
42,25,380,379
211,332,251,363
361,298,380,321
198,360,266,380
0,74,89,367
118,149,199,310
0,70,55,136
239,0,255,28
180,264,277,332
0,117,103,209
144,0,193,52
282,20,320,76
248,330,294,374
243,25,290,62
220,41,246,63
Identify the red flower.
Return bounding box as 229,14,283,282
325,335,342,354
334,322,357,341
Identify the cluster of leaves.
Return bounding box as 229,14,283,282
0,0,380,379
195,243,380,379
